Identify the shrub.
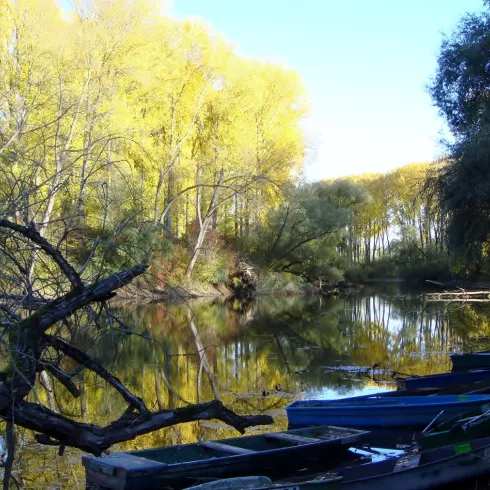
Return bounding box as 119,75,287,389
344,265,370,282
193,250,230,284
255,271,306,294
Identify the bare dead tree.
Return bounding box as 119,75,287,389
0,218,272,465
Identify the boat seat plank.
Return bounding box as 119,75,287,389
264,433,320,444
199,441,256,455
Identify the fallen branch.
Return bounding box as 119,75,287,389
38,364,81,398
424,280,490,301
426,290,490,298
425,298,490,303
43,335,146,413
17,263,148,334
3,263,149,405
0,220,83,289
12,399,273,455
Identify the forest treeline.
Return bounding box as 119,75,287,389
0,0,489,293
335,163,449,282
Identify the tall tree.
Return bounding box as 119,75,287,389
252,181,366,280
429,2,490,274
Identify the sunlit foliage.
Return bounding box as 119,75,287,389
0,0,307,281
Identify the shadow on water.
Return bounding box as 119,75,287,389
5,283,490,487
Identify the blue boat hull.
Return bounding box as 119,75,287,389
397,369,490,390
451,353,490,371
287,395,490,428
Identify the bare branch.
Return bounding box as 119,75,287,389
12,399,273,455
0,220,82,288
17,264,148,335
38,364,81,399
43,335,146,413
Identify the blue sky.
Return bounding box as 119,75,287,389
169,0,484,180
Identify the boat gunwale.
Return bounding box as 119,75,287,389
287,395,490,411
396,369,490,382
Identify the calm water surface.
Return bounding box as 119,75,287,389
7,284,490,488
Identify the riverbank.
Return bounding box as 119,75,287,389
115,281,232,302
116,269,490,304
115,272,363,302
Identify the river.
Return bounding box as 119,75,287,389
7,284,490,488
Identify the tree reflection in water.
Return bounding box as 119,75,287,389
5,285,490,488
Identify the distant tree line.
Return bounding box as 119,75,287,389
337,164,446,266
332,0,490,281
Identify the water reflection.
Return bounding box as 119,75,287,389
5,285,490,488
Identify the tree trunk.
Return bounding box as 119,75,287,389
186,169,224,279
165,166,175,235
154,168,165,223
186,216,211,279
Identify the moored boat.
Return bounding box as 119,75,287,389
286,395,490,428
419,403,490,450
188,436,490,489
451,351,490,371
395,369,490,391
83,425,367,490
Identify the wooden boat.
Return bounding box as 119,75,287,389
419,404,490,450
395,369,490,391
286,395,490,428
408,377,490,396
451,351,490,371
189,436,490,489
83,425,368,490
396,377,490,397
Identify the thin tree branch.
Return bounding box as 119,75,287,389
0,220,82,288
43,335,146,413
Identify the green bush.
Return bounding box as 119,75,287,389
398,258,451,281
80,223,172,278
193,250,231,284
255,271,306,294
369,257,398,278
344,244,452,282
344,265,370,282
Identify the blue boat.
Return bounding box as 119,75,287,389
451,352,490,371
286,395,490,428
396,369,490,390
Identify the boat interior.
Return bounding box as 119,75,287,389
124,426,365,465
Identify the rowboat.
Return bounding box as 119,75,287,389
188,436,490,489
451,351,490,371
83,425,367,490
395,369,490,391
286,395,490,428
419,403,490,450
